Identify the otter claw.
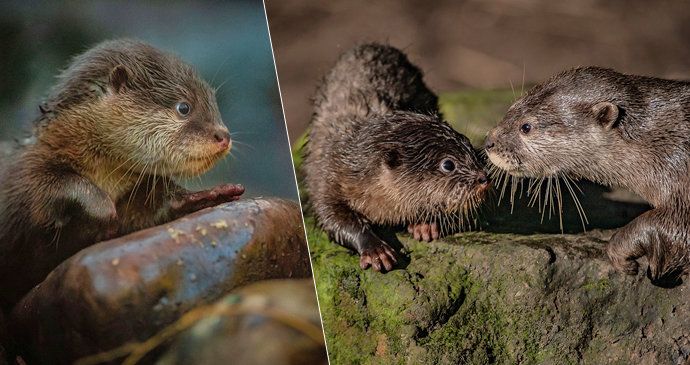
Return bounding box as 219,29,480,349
408,222,439,242
359,244,397,272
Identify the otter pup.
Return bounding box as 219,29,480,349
485,66,690,286
304,44,489,272
0,39,244,311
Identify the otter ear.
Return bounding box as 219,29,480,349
108,65,129,94
592,102,619,130
38,102,49,114
383,147,401,169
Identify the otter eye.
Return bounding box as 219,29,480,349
440,159,456,173
176,102,191,116
520,123,532,134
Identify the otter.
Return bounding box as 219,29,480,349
0,39,244,311
485,66,690,286
304,43,489,272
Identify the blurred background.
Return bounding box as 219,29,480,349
0,0,298,200
267,0,690,143
267,0,690,232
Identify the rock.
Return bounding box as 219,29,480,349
10,198,311,365
308,216,690,365
156,279,327,365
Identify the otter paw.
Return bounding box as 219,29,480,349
606,236,645,275
607,253,640,275
171,184,244,216
359,243,397,272
407,222,439,242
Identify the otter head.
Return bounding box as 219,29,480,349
42,39,231,178
359,112,489,228
484,66,628,181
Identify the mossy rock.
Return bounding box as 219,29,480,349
310,218,690,364
296,90,689,364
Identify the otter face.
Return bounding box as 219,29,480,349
484,74,621,180
359,113,489,226
102,57,231,178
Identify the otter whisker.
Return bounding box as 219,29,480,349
565,174,584,195
527,177,544,208
214,78,232,95
554,174,564,232
497,168,511,205
50,224,63,249
103,154,137,182
540,177,551,223
144,169,154,206
113,158,140,190
509,174,520,214
210,54,234,85
126,161,150,210
145,165,159,207
562,174,589,231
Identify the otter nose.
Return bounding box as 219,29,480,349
484,136,495,151
213,129,231,150
476,171,490,186
484,129,499,151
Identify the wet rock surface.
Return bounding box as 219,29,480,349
9,198,310,365
309,219,690,365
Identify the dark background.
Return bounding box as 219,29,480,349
0,0,298,200
266,0,690,143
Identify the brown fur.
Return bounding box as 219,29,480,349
0,39,243,312
304,43,488,272
486,66,690,287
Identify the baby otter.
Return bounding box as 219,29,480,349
485,66,690,286
304,43,489,272
0,39,244,311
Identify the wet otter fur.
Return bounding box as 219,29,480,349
304,43,489,272
486,66,690,286
0,39,244,311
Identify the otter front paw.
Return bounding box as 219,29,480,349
407,222,439,242
607,218,687,287
170,183,244,217
606,238,642,276
359,242,397,272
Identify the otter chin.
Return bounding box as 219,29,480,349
485,153,556,178
174,133,232,177
485,65,690,286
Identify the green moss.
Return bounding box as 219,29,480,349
291,132,308,170
581,278,610,292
